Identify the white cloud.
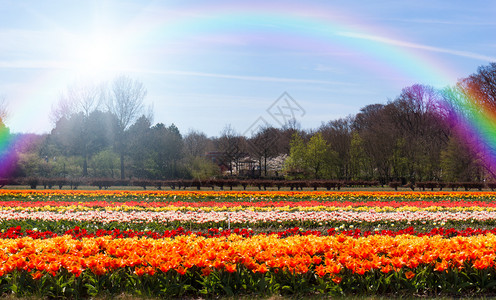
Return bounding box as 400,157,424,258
134,69,354,85
385,18,496,26
0,60,69,69
337,31,496,62
313,64,341,72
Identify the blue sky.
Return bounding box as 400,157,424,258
0,0,495,137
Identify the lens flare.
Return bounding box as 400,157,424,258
0,125,17,178
441,86,496,174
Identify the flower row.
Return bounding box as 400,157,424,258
3,200,496,212
2,189,496,202
2,225,496,240
2,234,496,288
2,209,496,225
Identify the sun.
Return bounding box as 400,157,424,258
68,32,127,78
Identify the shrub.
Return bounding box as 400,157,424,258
274,180,286,191
388,181,401,191
90,178,115,189
447,182,459,191
424,181,438,191
25,177,39,189
240,180,249,190
225,179,240,190
152,180,163,190
488,182,496,191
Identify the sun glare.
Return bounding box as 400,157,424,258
69,33,126,78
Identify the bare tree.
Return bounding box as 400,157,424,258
50,96,76,125
217,125,244,176
107,75,147,131
353,104,395,183
184,130,212,158
0,95,8,123
278,118,303,154
387,84,449,182
50,81,104,124
438,63,496,181
106,75,147,179
319,117,353,179
249,126,280,177
459,62,496,108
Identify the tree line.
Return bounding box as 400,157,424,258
2,63,496,184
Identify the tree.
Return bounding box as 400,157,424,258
249,126,280,177
390,138,409,182
459,62,496,108
183,130,212,158
17,152,42,178
441,84,496,179
283,132,336,179
387,84,449,182
89,149,120,178
187,156,220,180
278,118,301,154
353,104,395,183
150,123,183,178
0,96,17,177
50,111,115,176
50,81,104,124
127,115,153,178
305,132,336,179
319,117,353,179
217,125,243,176
283,132,307,178
106,75,147,179
163,124,184,178
454,63,496,179
441,136,482,182
0,95,8,122
349,131,368,180
50,83,110,176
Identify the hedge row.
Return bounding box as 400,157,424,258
1,178,494,191
389,181,490,191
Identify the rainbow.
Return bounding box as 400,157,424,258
441,85,496,175
0,124,17,178
126,3,459,87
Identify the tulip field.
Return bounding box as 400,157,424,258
3,190,496,298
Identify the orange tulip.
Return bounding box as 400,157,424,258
31,271,43,280
331,276,342,284
405,271,415,280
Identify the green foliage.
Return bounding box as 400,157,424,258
2,255,496,298
53,156,83,178
284,132,337,179
186,156,221,180
306,133,337,179
283,133,306,179
89,149,120,178
390,138,409,181
150,123,184,179
50,111,115,176
441,136,480,182
349,132,368,180
17,153,41,177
